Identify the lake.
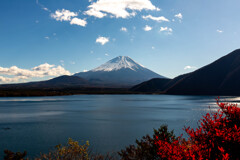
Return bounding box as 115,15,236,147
0,95,238,158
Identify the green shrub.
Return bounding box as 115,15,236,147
4,150,28,160
36,138,116,160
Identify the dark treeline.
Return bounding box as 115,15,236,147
0,87,137,97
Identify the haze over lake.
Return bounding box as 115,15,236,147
0,95,238,158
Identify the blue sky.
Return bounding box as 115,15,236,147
0,0,240,83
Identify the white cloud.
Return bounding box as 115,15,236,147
83,69,88,72
160,27,173,34
44,36,50,40
96,36,109,45
184,66,197,70
51,9,87,27
84,9,107,18
32,63,54,71
70,17,87,27
120,27,127,32
51,9,78,21
0,76,28,83
174,13,183,19
105,53,109,56
152,46,155,49
217,29,223,33
84,0,160,18
0,63,71,83
142,15,169,22
160,27,168,31
144,25,152,31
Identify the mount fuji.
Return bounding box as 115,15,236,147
75,56,166,87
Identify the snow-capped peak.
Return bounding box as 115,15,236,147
92,56,145,72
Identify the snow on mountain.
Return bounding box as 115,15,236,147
92,56,145,72
75,56,166,87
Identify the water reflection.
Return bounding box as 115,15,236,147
0,111,65,119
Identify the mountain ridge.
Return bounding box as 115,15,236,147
131,49,240,95
75,56,166,87
166,49,240,95
2,49,240,96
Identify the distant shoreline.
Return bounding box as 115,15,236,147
0,88,139,97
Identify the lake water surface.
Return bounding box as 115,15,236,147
0,95,239,158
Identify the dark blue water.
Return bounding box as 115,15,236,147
0,95,238,158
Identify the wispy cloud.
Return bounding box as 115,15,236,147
217,29,223,33
174,13,183,19
160,27,173,34
96,36,109,45
70,61,76,65
144,25,152,31
36,0,51,12
84,0,160,18
42,7,49,12
120,27,127,32
60,60,64,66
142,15,169,22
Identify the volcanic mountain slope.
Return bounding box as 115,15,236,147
75,56,166,87
0,75,89,89
166,49,240,95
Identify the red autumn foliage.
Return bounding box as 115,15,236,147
154,98,240,160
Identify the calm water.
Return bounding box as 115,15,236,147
0,95,239,158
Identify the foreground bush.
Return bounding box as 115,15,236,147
4,139,115,160
36,138,90,160
4,150,27,160
37,138,116,160
119,125,176,160
120,99,240,160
